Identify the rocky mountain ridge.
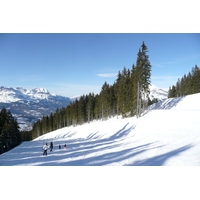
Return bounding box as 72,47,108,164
0,86,71,131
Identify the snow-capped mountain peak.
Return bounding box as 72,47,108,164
25,88,51,100
0,86,53,103
0,86,71,130
70,95,81,102
149,84,168,100
27,87,50,94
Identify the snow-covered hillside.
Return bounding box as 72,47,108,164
0,92,200,166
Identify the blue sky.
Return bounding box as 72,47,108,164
0,33,200,97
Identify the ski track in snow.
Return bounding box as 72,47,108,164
1,93,200,166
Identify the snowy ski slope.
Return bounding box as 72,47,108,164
0,93,200,166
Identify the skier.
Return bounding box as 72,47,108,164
50,141,53,152
64,144,66,149
59,144,61,149
43,143,48,156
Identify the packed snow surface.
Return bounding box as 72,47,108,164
1,93,200,166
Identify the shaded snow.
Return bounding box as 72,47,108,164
1,93,200,166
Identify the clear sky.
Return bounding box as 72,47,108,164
0,33,200,97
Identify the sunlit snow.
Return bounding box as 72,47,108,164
0,93,200,166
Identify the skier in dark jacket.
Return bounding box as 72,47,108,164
43,143,48,156
50,141,53,152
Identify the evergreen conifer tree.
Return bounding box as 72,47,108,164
135,42,152,117
0,107,20,154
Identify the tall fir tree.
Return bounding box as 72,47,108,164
136,42,152,95
135,42,152,117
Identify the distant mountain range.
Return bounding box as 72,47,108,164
0,86,71,131
0,85,168,131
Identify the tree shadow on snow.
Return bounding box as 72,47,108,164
149,96,185,110
0,123,135,166
37,142,155,166
125,144,193,166
108,123,135,140
1,122,193,166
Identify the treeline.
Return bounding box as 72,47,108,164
20,130,32,142
168,65,200,98
31,42,152,139
0,107,21,154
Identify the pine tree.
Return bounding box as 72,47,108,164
191,65,200,93
0,107,21,154
86,93,95,123
100,82,111,120
130,64,137,116
20,130,32,141
168,86,172,98
176,78,181,97
135,42,152,117
136,42,152,94
171,85,176,97
94,94,101,120
77,96,86,124
114,71,123,116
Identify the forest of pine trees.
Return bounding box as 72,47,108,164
29,42,152,139
0,107,21,154
168,64,200,98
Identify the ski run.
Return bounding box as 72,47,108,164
1,92,200,166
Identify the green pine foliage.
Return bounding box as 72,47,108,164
135,42,152,117
168,65,200,98
31,42,152,139
0,107,21,154
135,42,152,95
20,131,32,142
